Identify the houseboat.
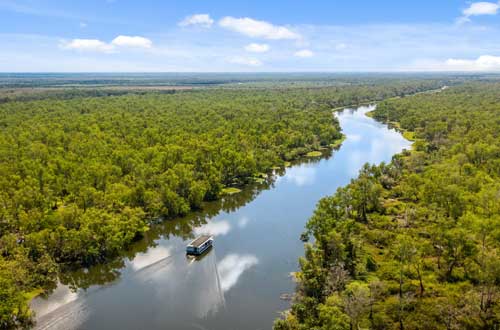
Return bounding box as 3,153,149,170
186,235,213,255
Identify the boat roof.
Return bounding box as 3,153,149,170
188,235,213,248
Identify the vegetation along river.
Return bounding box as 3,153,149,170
31,104,412,330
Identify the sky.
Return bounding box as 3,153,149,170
1,0,500,72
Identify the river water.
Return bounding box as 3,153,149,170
31,105,411,330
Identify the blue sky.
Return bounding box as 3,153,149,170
1,0,500,72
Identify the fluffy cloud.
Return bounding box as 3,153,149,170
229,56,263,66
294,49,314,58
179,14,214,28
445,55,500,71
12,20,500,72
219,16,300,40
60,39,115,53
464,1,500,16
111,35,152,48
244,43,270,53
61,35,152,53
458,1,500,23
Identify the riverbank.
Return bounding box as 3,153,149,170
31,103,413,330
23,86,444,326
275,83,500,330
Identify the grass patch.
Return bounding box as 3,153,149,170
24,288,44,301
306,151,323,158
329,135,346,149
402,130,416,141
252,173,267,184
221,187,242,195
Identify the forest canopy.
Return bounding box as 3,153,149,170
0,81,443,328
275,83,500,330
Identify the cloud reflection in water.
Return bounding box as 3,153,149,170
194,220,231,236
346,133,362,142
279,164,316,187
217,254,258,292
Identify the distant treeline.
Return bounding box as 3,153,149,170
0,88,181,104
0,72,484,89
275,83,500,330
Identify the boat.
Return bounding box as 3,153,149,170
186,235,214,255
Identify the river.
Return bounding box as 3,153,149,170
31,104,412,330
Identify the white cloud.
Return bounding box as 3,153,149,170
445,55,500,71
111,35,152,48
244,43,270,53
458,1,500,23
60,39,115,53
79,22,87,28
219,16,301,40
229,56,263,67
179,14,214,28
8,21,500,72
463,1,500,16
61,35,152,53
294,49,314,58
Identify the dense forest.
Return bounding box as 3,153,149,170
0,76,450,104
0,81,443,328
275,83,500,329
